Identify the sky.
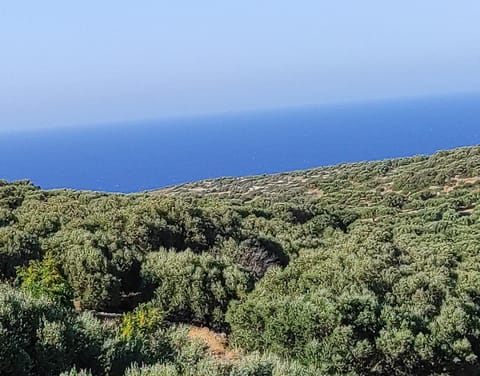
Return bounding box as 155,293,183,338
1,1,480,130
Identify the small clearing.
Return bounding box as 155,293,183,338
187,326,240,360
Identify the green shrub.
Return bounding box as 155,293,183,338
142,250,251,329
17,257,73,306
125,363,180,376
0,228,40,279
120,304,166,339
60,243,121,310
60,368,93,376
0,284,80,375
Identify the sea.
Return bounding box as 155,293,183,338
1,93,479,193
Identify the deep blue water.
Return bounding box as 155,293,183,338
1,94,480,193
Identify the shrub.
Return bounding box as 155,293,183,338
60,243,121,310
0,228,40,279
17,257,73,307
60,368,93,376
0,284,80,375
120,304,166,339
142,250,251,329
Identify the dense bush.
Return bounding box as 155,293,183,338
142,250,252,329
124,354,320,376
0,284,187,376
1,145,480,374
120,303,166,339
0,228,40,279
0,284,82,375
17,257,73,306
228,226,480,375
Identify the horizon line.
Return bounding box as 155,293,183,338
1,90,480,134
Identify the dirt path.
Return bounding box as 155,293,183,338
187,326,240,360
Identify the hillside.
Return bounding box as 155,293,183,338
1,145,480,375
156,146,480,200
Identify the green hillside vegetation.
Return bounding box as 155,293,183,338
1,145,480,375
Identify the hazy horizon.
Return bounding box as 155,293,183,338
2,1,480,131
1,91,479,134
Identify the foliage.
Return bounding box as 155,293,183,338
17,257,73,306
124,354,321,376
60,367,93,376
142,250,252,329
120,304,166,339
0,284,82,375
1,145,480,374
0,227,40,279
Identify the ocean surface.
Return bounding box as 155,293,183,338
1,94,480,193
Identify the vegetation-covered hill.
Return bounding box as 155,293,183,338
1,145,480,375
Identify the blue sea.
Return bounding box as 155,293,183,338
1,94,480,193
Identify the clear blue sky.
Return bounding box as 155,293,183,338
1,1,480,130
